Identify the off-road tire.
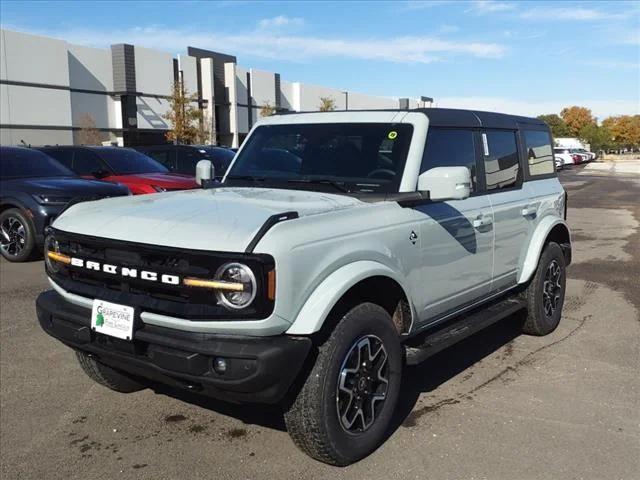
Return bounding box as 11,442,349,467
76,351,145,393
522,241,566,336
284,302,402,466
0,208,36,262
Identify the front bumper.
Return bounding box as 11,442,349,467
36,290,312,404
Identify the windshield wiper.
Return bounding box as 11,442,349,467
287,178,350,193
225,175,266,183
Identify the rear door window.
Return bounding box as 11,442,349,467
145,148,175,171
421,128,478,191
177,148,203,175
42,148,74,169
74,150,107,176
523,130,555,176
482,130,520,191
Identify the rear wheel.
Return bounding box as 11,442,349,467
76,351,145,393
284,303,402,466
522,242,566,336
0,208,35,262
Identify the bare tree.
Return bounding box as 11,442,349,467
77,113,103,145
195,114,213,145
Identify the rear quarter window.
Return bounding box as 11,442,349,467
524,130,555,176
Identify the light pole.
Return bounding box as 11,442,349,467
342,91,349,111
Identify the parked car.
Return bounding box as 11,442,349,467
554,156,563,170
553,148,580,166
554,147,586,165
36,146,198,194
574,148,596,161
0,146,129,262
135,145,235,177
37,109,571,465
569,148,590,163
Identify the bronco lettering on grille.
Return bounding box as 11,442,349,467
69,257,180,285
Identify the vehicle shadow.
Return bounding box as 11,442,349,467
149,312,524,436
390,312,525,432
0,251,44,264
150,384,288,431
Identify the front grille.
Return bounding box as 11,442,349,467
48,229,275,320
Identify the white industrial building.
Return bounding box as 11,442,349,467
0,28,427,148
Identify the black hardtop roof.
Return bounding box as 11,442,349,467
415,108,546,129
279,107,547,129
37,145,135,151
1,146,32,153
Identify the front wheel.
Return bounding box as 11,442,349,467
284,303,402,466
0,208,35,262
522,242,567,336
76,351,145,393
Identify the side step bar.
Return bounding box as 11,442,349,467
404,296,526,366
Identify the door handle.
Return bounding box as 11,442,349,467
521,206,537,218
473,215,493,229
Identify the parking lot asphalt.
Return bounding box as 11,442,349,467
1,163,638,480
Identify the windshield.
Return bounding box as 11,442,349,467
226,123,414,193
96,148,169,175
195,146,235,169
0,148,75,179
197,146,235,161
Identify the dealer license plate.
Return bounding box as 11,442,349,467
91,299,135,341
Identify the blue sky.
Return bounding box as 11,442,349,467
1,0,638,119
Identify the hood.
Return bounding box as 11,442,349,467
111,172,197,189
53,187,367,252
1,176,129,197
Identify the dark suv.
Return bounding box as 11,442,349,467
0,147,129,262
37,146,198,194
136,145,235,177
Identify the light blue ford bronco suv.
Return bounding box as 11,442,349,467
37,109,571,465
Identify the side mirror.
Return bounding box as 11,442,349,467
195,160,216,188
418,166,471,201
92,169,110,179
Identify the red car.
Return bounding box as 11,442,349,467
37,146,198,194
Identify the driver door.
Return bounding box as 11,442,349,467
413,128,494,325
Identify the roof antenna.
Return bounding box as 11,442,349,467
20,139,27,146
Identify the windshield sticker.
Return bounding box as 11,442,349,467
482,133,489,156
387,131,398,140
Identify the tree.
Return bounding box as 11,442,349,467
537,114,570,138
602,115,640,149
318,96,336,112
195,114,213,145
260,101,277,118
77,113,103,145
578,123,612,152
560,106,594,137
163,80,202,144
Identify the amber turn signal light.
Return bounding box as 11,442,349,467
47,251,71,264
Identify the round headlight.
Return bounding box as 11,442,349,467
44,235,61,274
214,262,257,309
